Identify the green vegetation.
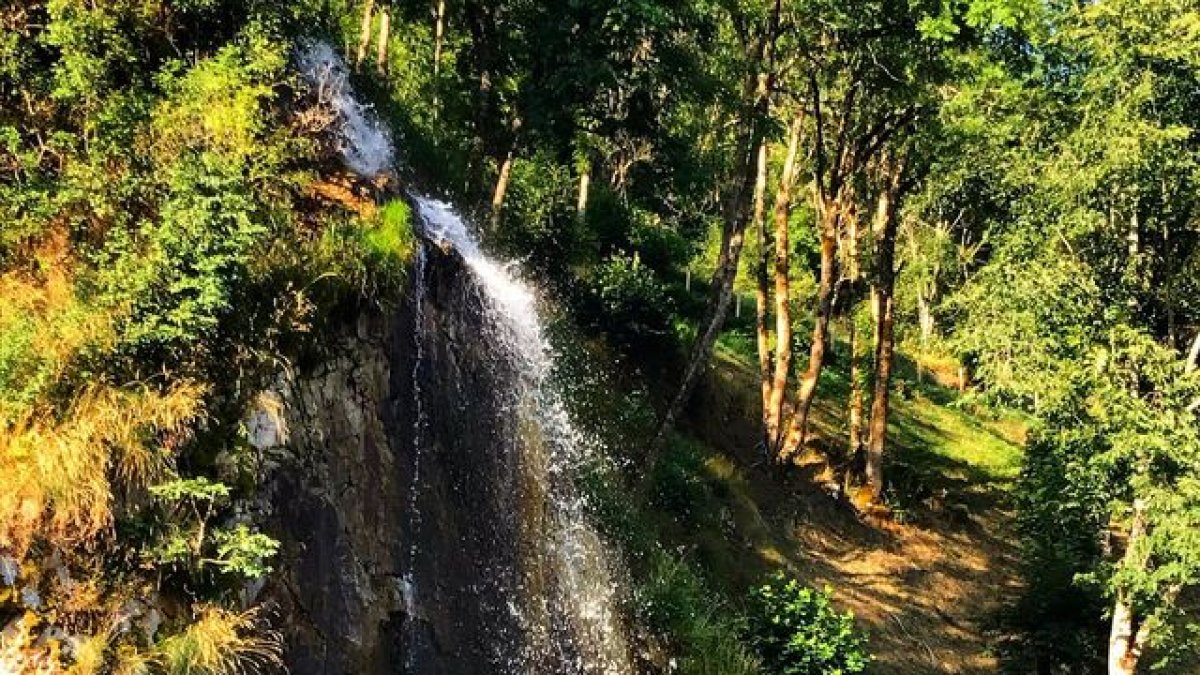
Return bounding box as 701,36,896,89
747,574,870,675
0,1,412,670
4,0,1200,672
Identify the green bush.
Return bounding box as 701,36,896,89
581,254,675,356
746,574,870,675
313,198,415,304
363,199,417,270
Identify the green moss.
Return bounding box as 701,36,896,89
363,199,416,267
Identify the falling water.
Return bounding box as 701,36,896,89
402,245,427,671
417,198,633,674
295,42,394,177
297,41,633,674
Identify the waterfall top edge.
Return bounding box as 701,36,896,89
295,40,395,178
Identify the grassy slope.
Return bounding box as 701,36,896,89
654,321,1028,674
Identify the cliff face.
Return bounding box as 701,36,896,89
248,246,539,674
251,309,410,675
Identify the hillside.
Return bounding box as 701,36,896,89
5,1,1200,674
680,341,1025,674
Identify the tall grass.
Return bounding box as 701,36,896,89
155,607,282,675
0,381,206,555
0,265,116,422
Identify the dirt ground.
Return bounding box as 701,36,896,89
679,351,1025,674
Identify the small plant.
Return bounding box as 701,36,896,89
155,606,282,675
363,199,416,269
746,573,870,675
146,477,279,579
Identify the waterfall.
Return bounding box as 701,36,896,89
416,198,633,674
296,42,394,177
297,41,633,674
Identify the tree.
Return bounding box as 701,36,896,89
652,0,783,453
863,150,906,499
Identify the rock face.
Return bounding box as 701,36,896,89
254,246,542,674
254,309,410,675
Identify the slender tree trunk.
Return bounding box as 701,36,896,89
846,209,866,463
1186,330,1200,373
866,286,895,498
767,111,804,451
651,1,782,457
356,0,376,70
577,166,591,215
918,289,933,345
779,217,838,461
432,0,446,118
433,0,446,77
1108,500,1149,675
376,7,391,76
752,142,773,450
490,147,515,230
864,163,901,499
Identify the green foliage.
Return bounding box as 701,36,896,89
312,199,416,303
211,525,281,578
638,552,761,675
363,199,417,270
746,574,870,675
149,476,232,503
580,254,675,356
99,153,265,354
147,477,279,580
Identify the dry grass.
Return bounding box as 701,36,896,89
155,607,282,675
0,262,117,421
0,605,280,675
0,381,207,556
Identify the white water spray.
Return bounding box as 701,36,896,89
296,42,394,176
417,197,633,673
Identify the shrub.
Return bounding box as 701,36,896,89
313,198,416,303
746,574,870,675
581,254,675,356
95,152,265,359
362,199,417,271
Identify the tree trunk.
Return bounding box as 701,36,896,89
490,147,515,230
433,0,447,78
356,0,376,70
577,166,591,215
1186,330,1200,373
766,111,804,451
752,141,773,450
918,288,934,346
376,7,391,76
432,0,446,118
1108,500,1149,675
865,287,895,498
650,1,781,458
862,157,903,499
779,221,838,461
847,224,866,462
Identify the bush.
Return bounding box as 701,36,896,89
313,198,416,303
746,574,870,675
581,254,675,356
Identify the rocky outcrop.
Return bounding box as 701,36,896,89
252,245,548,674
252,309,411,675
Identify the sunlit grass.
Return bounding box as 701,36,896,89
0,381,206,555
155,607,282,675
